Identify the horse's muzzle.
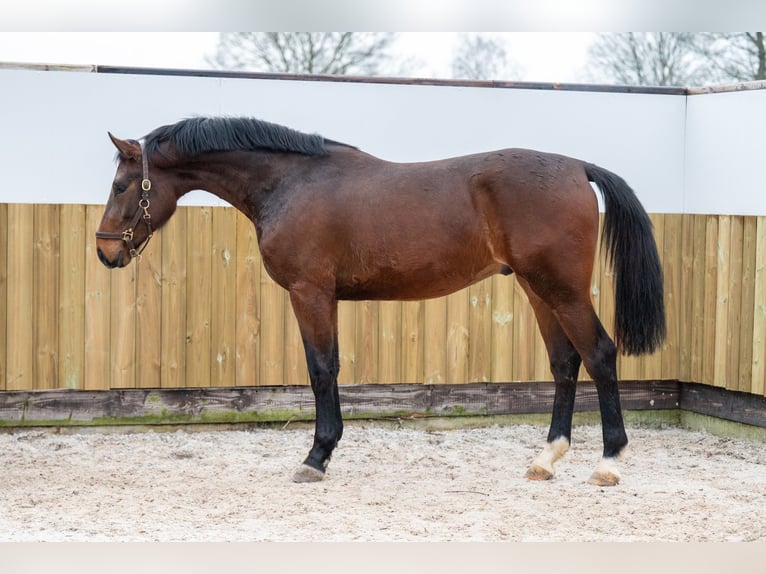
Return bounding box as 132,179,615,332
97,247,124,269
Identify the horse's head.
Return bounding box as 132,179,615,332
96,133,179,268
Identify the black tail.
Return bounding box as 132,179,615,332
584,163,666,356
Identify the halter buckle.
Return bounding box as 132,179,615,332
142,179,152,192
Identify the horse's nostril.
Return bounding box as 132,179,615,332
97,247,119,269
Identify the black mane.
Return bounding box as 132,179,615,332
142,116,334,158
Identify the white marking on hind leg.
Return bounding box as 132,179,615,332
525,437,570,480
587,451,626,486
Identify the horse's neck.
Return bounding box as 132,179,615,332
179,152,296,220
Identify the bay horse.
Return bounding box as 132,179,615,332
96,117,665,486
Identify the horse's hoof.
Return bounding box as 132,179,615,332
587,458,621,486
292,464,325,483
525,464,554,481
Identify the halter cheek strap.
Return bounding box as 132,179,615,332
96,143,154,262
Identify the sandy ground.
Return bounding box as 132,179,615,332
0,422,764,542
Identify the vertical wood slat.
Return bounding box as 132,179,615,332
752,216,766,396
160,207,187,389
642,213,664,380
84,205,111,390
423,298,446,384
661,214,683,381
468,280,492,383
490,274,513,382
400,301,423,384
355,301,379,384
109,256,137,389
234,211,260,387
0,203,6,390
59,204,85,389
378,300,401,384
185,207,213,388
6,204,34,390
337,301,356,384
33,205,60,390
135,227,163,389
725,217,744,391
678,214,696,382
702,215,719,386
689,215,708,384
210,208,238,388
259,260,285,387
446,290,469,384
713,215,731,387
738,217,757,393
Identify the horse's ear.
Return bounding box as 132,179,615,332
108,132,142,160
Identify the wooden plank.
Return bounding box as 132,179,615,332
185,207,213,388
160,207,187,389
337,301,356,384
84,205,111,391
446,289,469,384
6,204,34,390
490,275,514,382
400,300,423,384
680,382,766,427
737,217,757,393
234,212,260,387
0,381,692,426
378,300,401,384
468,279,492,383
210,208,238,387
134,227,162,389
678,214,696,381
109,253,137,389
725,217,744,391
258,263,285,386
58,204,86,390
33,204,60,389
423,297,447,384
701,215,719,386
752,216,766,396
642,213,664,380
355,300,379,384
713,215,731,387
0,203,7,390
0,381,685,427
511,280,535,381
661,214,682,380
689,215,708,383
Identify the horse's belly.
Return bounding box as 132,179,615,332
334,261,507,301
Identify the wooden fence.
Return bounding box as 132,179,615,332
1,203,764,397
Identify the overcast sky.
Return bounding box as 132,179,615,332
0,32,596,83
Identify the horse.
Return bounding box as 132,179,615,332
96,116,665,486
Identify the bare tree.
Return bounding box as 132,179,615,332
695,32,766,82
586,33,708,86
208,32,398,75
451,34,522,80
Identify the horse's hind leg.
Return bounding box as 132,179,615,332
518,278,582,481
552,299,627,485
518,275,627,485
288,284,343,483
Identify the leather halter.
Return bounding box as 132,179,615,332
96,142,154,262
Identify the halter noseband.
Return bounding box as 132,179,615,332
96,142,154,262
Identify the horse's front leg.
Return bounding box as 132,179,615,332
288,285,342,483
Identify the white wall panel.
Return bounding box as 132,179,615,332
1,66,761,215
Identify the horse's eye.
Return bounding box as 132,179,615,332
113,183,127,196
